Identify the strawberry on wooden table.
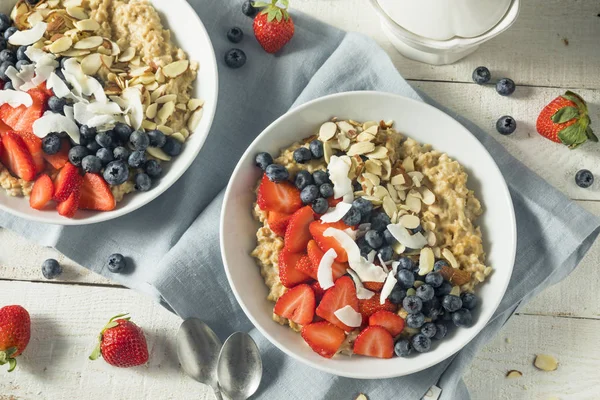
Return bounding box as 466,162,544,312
0,131,36,181
315,275,359,331
273,284,315,326
301,321,345,358
257,173,302,214
267,211,292,237
353,325,394,359
284,206,314,253
536,90,596,148
0,305,31,372
369,310,405,337
30,174,54,210
79,173,116,211
309,220,351,263
89,314,149,368
252,0,295,54
278,247,312,288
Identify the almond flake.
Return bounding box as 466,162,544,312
28,12,44,27
110,41,120,56
405,195,421,213
142,120,157,130
399,214,420,229
145,81,159,91
323,141,333,164
356,131,375,142
319,121,337,141
364,125,379,135
80,53,102,75
386,183,399,202
442,248,459,269
176,103,187,111
382,196,396,218
156,94,177,104
145,103,158,119
187,107,203,132
146,146,171,161
347,141,375,156
365,146,388,159
171,132,185,143
66,6,88,20
362,121,377,130
417,247,434,276
534,354,558,371
155,67,165,83
381,158,392,180
391,174,405,186
180,128,190,139
363,172,380,187
337,132,350,150
48,35,73,54
421,187,435,205
100,55,113,69
75,19,100,32
63,0,83,7
426,231,436,246
365,160,382,175
129,65,151,77
163,60,189,78
506,370,522,379
74,36,103,50
432,247,441,258
117,46,135,62
156,125,173,135
450,285,460,296
336,120,354,133
402,157,415,172
187,98,204,111
373,185,389,200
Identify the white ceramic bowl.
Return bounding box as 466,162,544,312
221,91,516,379
0,0,218,225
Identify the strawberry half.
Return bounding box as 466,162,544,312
267,211,292,237
309,220,351,263
278,248,312,288
29,174,54,210
79,173,116,211
307,239,348,281
42,138,70,170
315,276,359,332
310,281,325,304
273,284,315,326
362,282,384,292
358,297,397,326
257,174,302,214
369,310,405,337
0,88,49,132
13,131,44,174
353,325,394,359
56,187,80,218
0,132,36,181
53,162,81,202
284,206,314,253
301,321,345,359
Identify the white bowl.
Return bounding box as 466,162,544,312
221,91,516,379
0,0,218,225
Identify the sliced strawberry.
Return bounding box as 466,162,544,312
0,132,36,181
328,197,343,208
37,82,54,97
13,131,44,174
310,281,325,304
42,138,70,170
363,282,384,292
284,206,314,253
0,120,11,134
353,325,394,359
267,211,292,237
256,174,302,214
0,88,48,132
301,321,345,359
56,187,80,218
79,173,116,211
369,310,405,337
358,297,397,325
294,253,315,279
29,174,54,210
307,240,348,281
278,248,312,288
273,284,315,326
53,162,81,202
315,275,359,331
309,220,351,263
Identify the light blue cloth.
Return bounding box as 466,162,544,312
1,1,599,399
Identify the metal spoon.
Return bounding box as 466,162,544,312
217,332,262,400
177,318,223,400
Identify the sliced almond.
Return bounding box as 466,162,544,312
337,133,350,151
187,98,204,111
63,0,83,7
450,285,461,296
323,141,333,164
356,131,375,142
80,53,102,75
48,36,73,53
506,370,523,379
399,214,420,229
426,231,436,246
142,120,157,130
187,107,203,132
156,94,177,104
336,120,354,134
129,55,141,66
100,54,113,69
28,11,44,26
163,59,189,78
155,67,165,83
365,159,382,176
66,6,88,20
362,121,378,130
145,81,159,91
392,242,406,255
176,103,187,111
74,36,103,50
421,187,436,205
382,195,396,218
146,146,171,161
130,65,151,77
145,103,158,120
355,394,368,400
364,125,379,135
157,125,173,135
442,248,459,269
319,121,337,141
405,195,421,213
386,183,399,203
363,172,380,187
373,186,389,200
417,247,434,276
117,46,135,62
402,157,415,172
110,41,120,56
534,354,558,371
365,146,388,159
362,195,382,206
138,73,156,85
151,85,167,101
180,128,190,139
171,132,185,143
391,174,406,186
75,18,100,32
347,141,375,156
381,158,392,180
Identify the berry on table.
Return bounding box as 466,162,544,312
460,292,478,310
293,147,312,163
265,164,289,182
311,197,328,214
309,140,324,158
397,268,415,289
82,155,102,173
89,314,148,367
300,184,319,204
452,308,473,327
242,1,257,17
411,333,431,353
402,295,422,314
107,253,126,273
0,305,31,372
144,160,162,178
227,27,244,43
68,145,88,166
103,160,129,185
442,295,462,312
96,148,114,165
496,115,517,135
575,169,594,188
341,207,361,226
252,0,295,54
421,322,437,338
312,170,329,186
224,48,246,69
42,133,61,155
134,173,152,192
496,78,516,96
128,150,146,168
319,183,334,198
255,152,274,170
42,259,62,279
394,339,411,357
472,66,491,85
163,137,182,156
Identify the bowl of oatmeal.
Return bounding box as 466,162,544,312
0,0,217,224
221,91,516,378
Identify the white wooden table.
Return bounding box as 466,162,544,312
2,1,600,399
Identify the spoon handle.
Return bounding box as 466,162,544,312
212,386,224,400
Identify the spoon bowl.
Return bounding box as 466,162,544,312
217,332,262,400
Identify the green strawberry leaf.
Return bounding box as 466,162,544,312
7,358,16,372
586,125,597,141
275,9,283,22
252,1,270,7
280,0,289,7
551,106,579,124
558,122,588,149
89,343,102,361
562,91,588,112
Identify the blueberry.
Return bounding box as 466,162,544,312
134,173,152,191
113,146,130,162
496,78,516,96
96,148,113,165
255,152,273,171
48,96,66,114
16,45,28,61
0,49,16,64
425,272,443,288
80,125,97,139
410,225,424,234
224,48,246,69
78,136,90,146
130,130,149,150
356,236,372,258
433,323,448,340
68,145,88,166
4,27,17,41
265,164,289,182
147,129,166,148
388,286,406,305
378,246,393,262
342,207,361,226
54,68,66,83
0,14,10,32
0,38,5,52
383,229,396,245
370,212,391,232
0,61,12,81
3,80,13,90
406,312,425,328
442,295,462,312
294,170,312,190
309,140,324,158
42,133,61,155
319,183,334,198
107,253,126,273
422,297,442,319
394,339,411,357
397,268,415,289
412,333,431,353
113,122,133,142
82,155,102,173
227,27,243,43
311,197,328,214
452,308,473,327
397,256,415,270
416,284,435,301
300,185,319,204
242,1,257,16
365,230,383,249
163,137,182,156
95,132,113,149
433,260,449,271
436,281,453,297
472,66,491,85
86,141,101,153
312,170,329,186
128,150,146,168
293,147,312,163
421,322,437,338
352,197,373,217
402,295,422,314
42,258,62,279
496,115,517,135
460,292,478,310
440,310,453,322
575,169,594,188
103,160,129,185
15,59,30,71
26,0,41,4
144,160,162,178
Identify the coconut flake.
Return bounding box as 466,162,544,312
8,22,47,46
391,261,400,275
16,64,36,86
31,65,54,86
377,254,390,273
387,223,428,249
88,102,122,115
5,66,24,91
347,269,375,300
122,87,143,129
367,250,376,263
333,305,362,328
320,202,352,223
379,271,398,305
344,228,357,240
25,47,47,63
317,248,337,290
47,72,71,98
87,114,116,128
0,90,33,107
328,155,353,199
63,105,74,121
33,113,80,143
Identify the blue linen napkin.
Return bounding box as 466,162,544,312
2,1,599,398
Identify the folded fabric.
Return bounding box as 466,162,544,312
1,1,598,399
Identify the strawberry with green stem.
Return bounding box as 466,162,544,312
89,314,149,368
0,305,31,372
252,0,295,54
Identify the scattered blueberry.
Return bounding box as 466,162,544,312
68,145,88,166
397,256,415,270
411,333,431,353
402,295,422,314
388,286,406,305
294,170,313,190
496,115,517,135
312,170,329,186
144,160,162,178
472,66,491,85
575,169,594,188
107,253,126,273
265,164,289,182
452,308,473,327
103,160,129,185
436,281,453,297
293,147,312,163
147,129,166,148
378,245,393,262
369,212,391,231
134,173,152,191
42,258,62,279
433,259,449,271
352,197,373,218
319,183,334,198
425,272,443,288
416,284,435,301
342,207,361,226
227,27,244,43
48,96,66,114
394,339,412,357
496,78,516,96
0,61,12,81
96,148,113,165
0,49,16,64
311,197,328,214
163,137,182,156
95,132,113,149
42,133,61,155
255,152,273,171
406,312,425,329
224,48,246,69
3,80,12,90
113,122,133,142
0,14,10,33
300,185,319,204
421,322,437,338
4,27,17,41
82,155,102,173
16,45,28,61
113,146,130,162
442,295,463,312
86,141,101,153
242,1,257,16
80,124,97,139
130,130,149,150
309,140,324,158
365,230,383,249
433,323,447,340
15,60,30,71
128,150,146,168
460,293,478,310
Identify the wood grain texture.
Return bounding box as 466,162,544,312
294,0,600,89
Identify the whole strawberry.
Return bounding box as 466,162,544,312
89,314,148,368
536,90,596,148
253,0,294,53
0,305,31,372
